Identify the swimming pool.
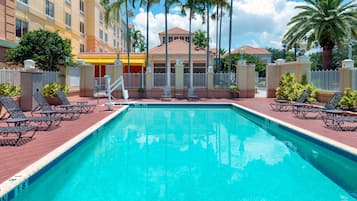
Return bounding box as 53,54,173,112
3,104,357,201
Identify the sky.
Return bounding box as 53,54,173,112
130,0,308,51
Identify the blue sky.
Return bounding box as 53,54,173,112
130,0,309,51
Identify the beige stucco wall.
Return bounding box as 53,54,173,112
266,60,311,98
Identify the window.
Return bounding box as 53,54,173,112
104,33,108,44
16,19,28,37
65,0,71,5
113,39,117,48
99,11,103,24
46,0,55,18
113,25,117,36
99,48,103,52
99,29,103,41
19,0,28,4
80,0,85,14
65,13,71,28
80,22,85,36
80,44,85,52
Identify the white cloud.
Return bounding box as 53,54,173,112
131,0,306,50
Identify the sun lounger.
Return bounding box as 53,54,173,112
322,113,357,131
32,92,81,120
270,89,311,112
292,92,344,119
0,125,37,146
56,90,96,113
0,96,62,130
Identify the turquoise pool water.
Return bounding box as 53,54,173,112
10,105,357,201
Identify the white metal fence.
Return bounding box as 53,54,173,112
153,73,175,87
307,70,340,91
0,69,21,87
68,67,80,87
0,69,59,88
214,72,235,88
123,73,145,88
184,73,206,88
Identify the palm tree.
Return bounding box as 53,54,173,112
193,29,208,48
145,0,159,73
227,0,233,76
181,0,205,97
130,28,145,52
211,0,230,71
284,0,357,70
101,0,134,85
163,0,180,97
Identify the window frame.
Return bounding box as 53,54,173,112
45,0,55,19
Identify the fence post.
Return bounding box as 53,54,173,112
145,66,152,97
339,68,353,92
79,64,94,97
175,60,184,97
237,63,255,98
20,70,43,111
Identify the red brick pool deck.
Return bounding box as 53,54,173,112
0,96,356,185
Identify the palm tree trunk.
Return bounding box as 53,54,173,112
164,0,171,96
206,0,210,71
322,43,334,70
146,2,149,71
228,0,232,75
219,6,222,71
215,6,219,71
125,0,131,86
189,9,194,95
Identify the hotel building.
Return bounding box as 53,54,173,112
0,0,126,61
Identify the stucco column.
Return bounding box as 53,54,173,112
340,59,355,92
20,70,43,111
145,66,152,90
266,63,280,98
106,63,124,98
175,61,184,90
237,64,255,98
79,64,94,97
207,66,214,90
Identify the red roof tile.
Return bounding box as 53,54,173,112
149,40,206,55
158,27,191,35
232,45,271,55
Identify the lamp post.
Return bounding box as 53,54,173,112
282,40,287,59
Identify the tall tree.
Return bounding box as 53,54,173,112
130,28,145,52
284,0,357,69
163,0,180,97
6,30,74,71
181,0,205,97
193,30,208,48
211,0,230,71
101,0,134,85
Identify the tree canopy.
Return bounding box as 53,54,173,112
6,30,74,71
193,29,208,49
284,0,357,69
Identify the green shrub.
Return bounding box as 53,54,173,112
275,72,299,101
339,88,357,110
42,82,69,98
275,72,317,102
0,83,20,96
229,85,239,93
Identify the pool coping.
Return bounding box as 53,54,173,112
231,102,357,157
0,102,356,200
0,106,128,199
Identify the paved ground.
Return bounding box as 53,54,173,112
0,95,356,185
